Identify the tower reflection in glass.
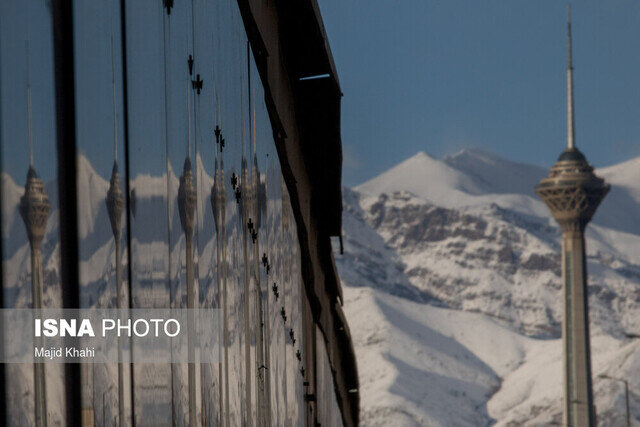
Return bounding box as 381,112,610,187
19,42,50,427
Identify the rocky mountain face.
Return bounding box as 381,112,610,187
335,150,640,426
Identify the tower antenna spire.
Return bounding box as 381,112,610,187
111,33,118,164
567,3,575,150
26,41,33,167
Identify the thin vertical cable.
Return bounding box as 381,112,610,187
110,34,118,163
26,41,34,167
118,0,136,423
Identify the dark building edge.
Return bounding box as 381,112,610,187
51,0,82,425
236,1,359,426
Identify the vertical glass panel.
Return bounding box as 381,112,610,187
250,46,271,426
72,1,131,425
316,326,344,427
163,2,201,425
250,63,279,427
191,0,220,424
124,0,171,424
211,1,233,424
212,0,250,424
290,204,304,426
208,1,229,421
266,160,285,424
0,0,66,424
283,182,300,424
316,328,327,427
242,42,257,427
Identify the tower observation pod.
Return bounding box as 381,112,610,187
535,5,609,426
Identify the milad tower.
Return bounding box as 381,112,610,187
535,6,609,426
19,42,50,427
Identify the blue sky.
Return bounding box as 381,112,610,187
318,0,640,186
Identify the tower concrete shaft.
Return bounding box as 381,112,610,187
19,166,50,427
535,7,609,426
178,156,197,425
106,161,126,426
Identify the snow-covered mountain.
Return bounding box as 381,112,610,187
336,149,640,426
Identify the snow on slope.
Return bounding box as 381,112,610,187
341,276,640,426
592,158,640,236
599,157,640,201
444,149,547,198
488,333,640,426
356,151,551,220
356,151,485,201
344,286,514,426
337,150,640,426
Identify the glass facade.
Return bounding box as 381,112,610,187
1,0,65,424
0,0,350,426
